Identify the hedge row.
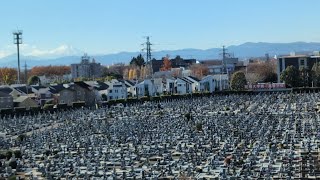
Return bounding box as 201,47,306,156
0,102,86,117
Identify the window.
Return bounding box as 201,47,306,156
109,90,112,93
109,96,113,100
299,58,306,68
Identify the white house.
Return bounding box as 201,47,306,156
136,79,155,97
153,78,165,96
123,80,137,98
200,75,215,93
212,74,229,91
105,80,127,100
165,78,176,94
184,76,200,93
176,78,192,95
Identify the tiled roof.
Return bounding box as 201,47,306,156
14,86,33,94
74,81,91,90
0,87,13,94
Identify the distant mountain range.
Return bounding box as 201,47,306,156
1,42,320,67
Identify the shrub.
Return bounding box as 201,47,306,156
6,151,12,160
43,104,54,110
185,113,191,121
17,134,27,142
195,122,203,131
14,150,22,159
9,161,17,169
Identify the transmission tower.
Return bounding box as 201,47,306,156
13,30,23,84
220,46,230,74
142,36,153,77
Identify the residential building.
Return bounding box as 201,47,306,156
123,80,137,98
277,53,319,83
0,91,13,109
13,86,34,97
184,76,200,92
176,78,192,95
212,74,229,91
69,81,97,106
202,58,242,75
200,75,215,93
105,81,127,100
153,78,165,95
85,81,110,102
136,79,156,97
31,86,54,106
13,96,38,110
0,86,22,99
150,58,196,73
165,78,176,94
71,54,102,79
58,88,76,106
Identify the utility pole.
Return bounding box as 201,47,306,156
13,30,23,84
24,61,28,84
142,36,153,78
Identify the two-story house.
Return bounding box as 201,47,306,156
69,81,96,106
200,75,216,93
105,81,127,100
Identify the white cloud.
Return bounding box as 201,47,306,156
0,51,11,59
0,44,84,59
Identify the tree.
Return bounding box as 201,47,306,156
28,75,40,85
230,71,247,90
311,62,320,87
160,56,172,71
245,61,277,83
0,67,17,85
140,66,146,79
102,64,126,80
29,65,70,76
130,54,145,67
280,65,300,87
128,69,134,80
190,64,209,79
123,68,129,80
299,67,311,87
132,68,138,79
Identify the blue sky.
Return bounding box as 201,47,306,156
0,0,319,57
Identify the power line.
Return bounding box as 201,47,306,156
13,30,23,84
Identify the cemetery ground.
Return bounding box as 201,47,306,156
0,92,320,179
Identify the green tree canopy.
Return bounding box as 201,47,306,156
230,71,247,90
27,75,40,85
130,54,145,67
280,65,300,87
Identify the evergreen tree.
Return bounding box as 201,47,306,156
230,71,247,90
280,65,300,87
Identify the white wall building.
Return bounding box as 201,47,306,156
105,81,127,100
200,75,216,93
212,74,229,91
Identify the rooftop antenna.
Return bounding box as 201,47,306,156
13,30,23,84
